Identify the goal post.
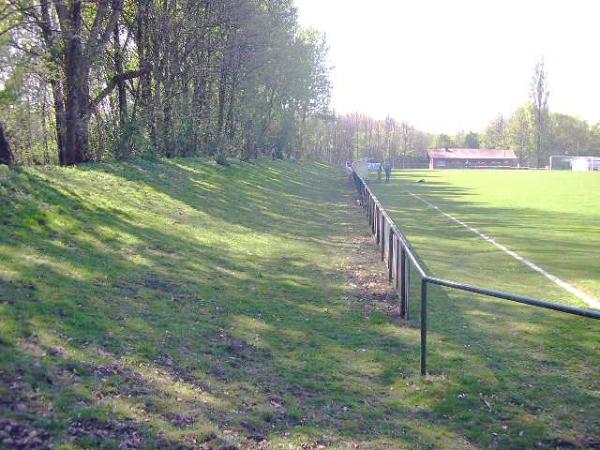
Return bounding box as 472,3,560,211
549,155,600,171
549,155,575,170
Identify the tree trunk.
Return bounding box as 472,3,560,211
192,73,206,153
225,71,239,141
536,114,543,168
216,58,228,144
0,123,14,165
115,65,130,158
136,0,153,143
63,33,91,165
114,26,128,130
213,50,229,163
49,80,66,165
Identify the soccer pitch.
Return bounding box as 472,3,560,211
371,170,600,309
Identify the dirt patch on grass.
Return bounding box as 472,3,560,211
67,417,144,449
342,201,405,320
0,419,51,449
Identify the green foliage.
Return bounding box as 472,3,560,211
481,115,508,149
432,133,454,149
504,103,599,166
462,131,480,148
547,113,590,154
1,1,331,164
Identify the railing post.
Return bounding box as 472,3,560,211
388,230,394,282
375,206,381,245
375,207,379,243
406,262,411,319
420,278,428,376
375,205,379,245
380,217,385,261
373,205,376,237
396,241,402,290
371,199,375,231
400,247,408,319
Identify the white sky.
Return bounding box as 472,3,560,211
295,0,600,134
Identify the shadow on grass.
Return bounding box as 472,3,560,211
0,162,430,448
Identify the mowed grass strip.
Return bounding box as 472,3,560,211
0,160,597,449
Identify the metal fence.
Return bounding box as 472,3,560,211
351,170,600,376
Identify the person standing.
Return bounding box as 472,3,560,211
384,161,392,182
345,160,353,181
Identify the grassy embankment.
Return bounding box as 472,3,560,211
0,161,598,449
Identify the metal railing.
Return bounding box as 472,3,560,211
351,170,600,376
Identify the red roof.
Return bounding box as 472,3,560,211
427,148,517,160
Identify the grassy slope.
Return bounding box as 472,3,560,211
0,161,598,449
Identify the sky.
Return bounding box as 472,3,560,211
294,0,600,134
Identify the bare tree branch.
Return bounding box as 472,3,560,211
87,63,152,114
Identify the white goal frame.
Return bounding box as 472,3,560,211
549,155,600,171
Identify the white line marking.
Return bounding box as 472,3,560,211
408,191,600,309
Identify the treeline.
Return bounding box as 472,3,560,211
0,0,330,165
296,106,600,169
298,113,431,167
2,12,598,170
303,61,600,168
470,107,600,166
425,109,600,168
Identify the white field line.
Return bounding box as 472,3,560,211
407,191,600,309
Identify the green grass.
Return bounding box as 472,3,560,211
0,161,598,449
371,170,600,447
373,170,600,305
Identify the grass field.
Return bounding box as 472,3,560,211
371,170,600,307
368,169,600,449
1,161,599,449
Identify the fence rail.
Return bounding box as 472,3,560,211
351,169,600,376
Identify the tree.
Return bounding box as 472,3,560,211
432,134,454,149
481,115,508,149
547,113,588,155
0,123,14,165
399,121,413,168
1,0,331,165
384,116,396,161
463,131,480,148
508,105,533,166
589,122,600,155
530,58,549,168
6,0,153,165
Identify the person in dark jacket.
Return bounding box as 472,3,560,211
384,161,392,182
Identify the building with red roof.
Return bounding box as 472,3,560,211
427,148,518,169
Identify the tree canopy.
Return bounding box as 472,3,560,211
1,7,598,168
1,0,330,165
